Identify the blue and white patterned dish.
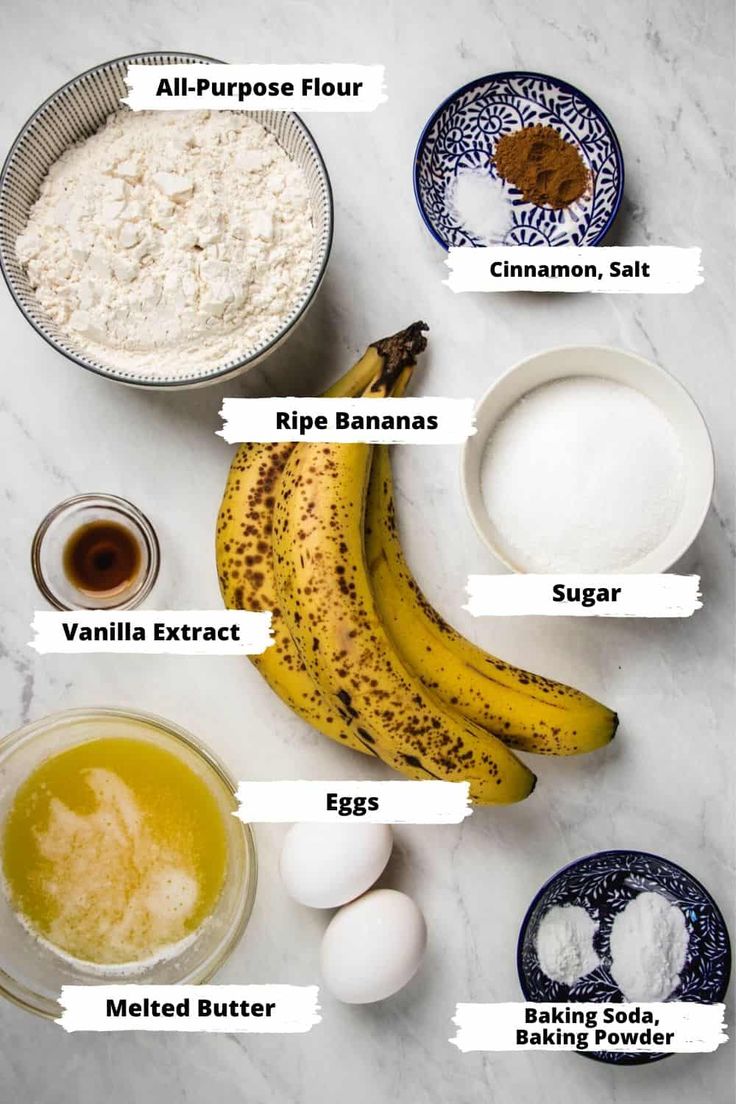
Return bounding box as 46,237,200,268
414,71,624,249
517,850,731,1066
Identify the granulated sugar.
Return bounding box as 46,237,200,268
481,376,685,572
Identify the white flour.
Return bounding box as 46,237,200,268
609,892,689,1001
481,376,685,572
535,904,600,986
16,110,314,378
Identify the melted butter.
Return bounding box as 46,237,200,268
2,737,228,965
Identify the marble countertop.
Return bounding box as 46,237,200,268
1,1,734,1101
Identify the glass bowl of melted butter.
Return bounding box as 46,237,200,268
0,709,256,1018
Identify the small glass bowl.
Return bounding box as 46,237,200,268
0,708,257,1019
31,493,160,610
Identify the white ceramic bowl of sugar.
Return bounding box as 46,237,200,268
462,346,714,574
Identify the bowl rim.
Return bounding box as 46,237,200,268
460,343,715,574
516,848,732,1066
0,705,258,1019
0,50,334,389
412,69,625,251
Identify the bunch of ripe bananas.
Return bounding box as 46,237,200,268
216,323,617,804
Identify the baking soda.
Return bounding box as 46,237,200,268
535,904,600,986
481,376,685,572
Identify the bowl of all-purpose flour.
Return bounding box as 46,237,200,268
0,53,332,387
462,346,714,574
517,850,731,1065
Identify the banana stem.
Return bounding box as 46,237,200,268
324,322,428,400
367,322,428,396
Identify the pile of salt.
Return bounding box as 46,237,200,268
447,169,511,245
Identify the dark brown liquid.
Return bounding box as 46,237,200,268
63,521,141,597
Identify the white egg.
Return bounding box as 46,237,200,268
280,822,393,909
320,888,427,1004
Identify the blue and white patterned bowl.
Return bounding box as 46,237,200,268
517,850,731,1066
414,71,624,249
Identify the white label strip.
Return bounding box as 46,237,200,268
464,575,702,618
217,397,476,444
58,985,320,1033
29,610,272,655
445,246,703,294
123,64,386,112
234,780,472,823
450,1002,727,1054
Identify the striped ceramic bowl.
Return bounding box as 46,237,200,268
0,52,333,389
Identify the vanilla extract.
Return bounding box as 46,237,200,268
63,520,140,598
61,621,241,642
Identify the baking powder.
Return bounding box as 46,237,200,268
609,892,689,1002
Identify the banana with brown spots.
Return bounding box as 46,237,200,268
365,440,618,755
272,323,536,804
216,341,389,759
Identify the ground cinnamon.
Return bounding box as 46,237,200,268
493,124,589,209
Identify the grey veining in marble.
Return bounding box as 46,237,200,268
0,0,734,1101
